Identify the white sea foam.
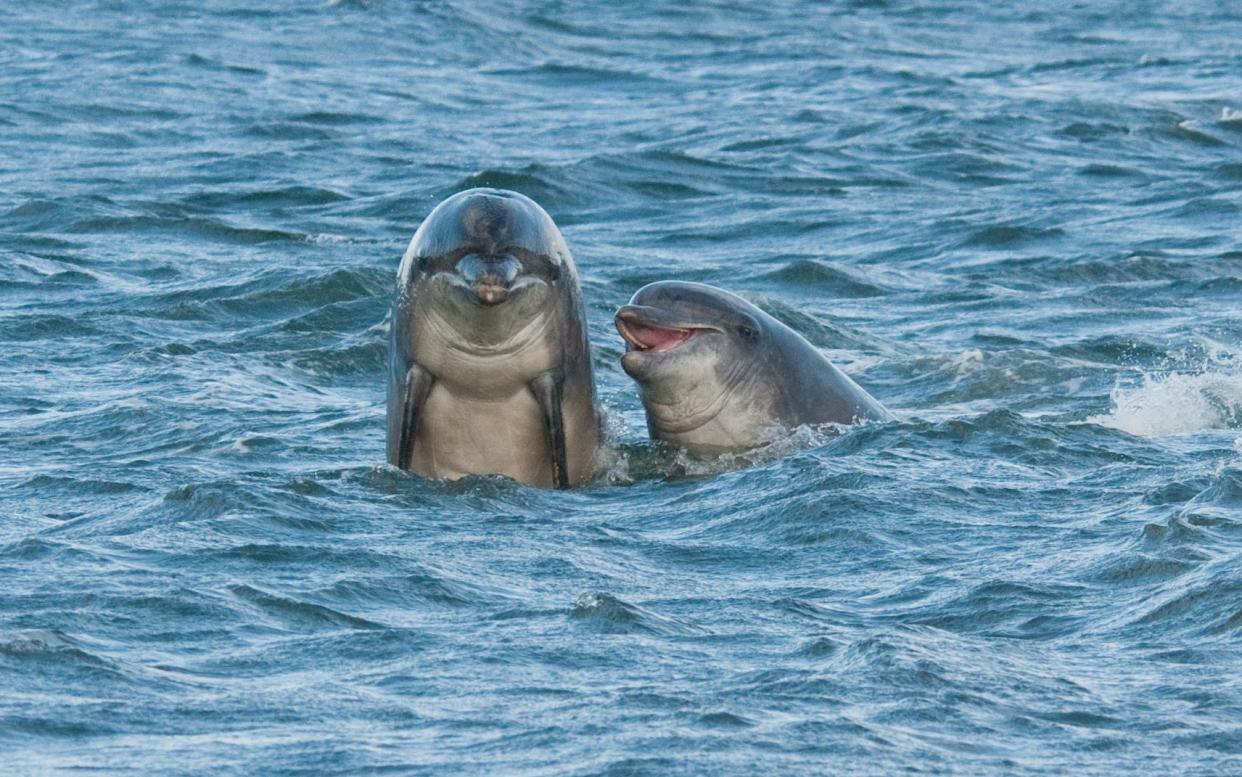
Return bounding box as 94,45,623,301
305,233,350,245
594,422,852,484
946,349,985,388
1220,106,1242,124
1089,370,1242,437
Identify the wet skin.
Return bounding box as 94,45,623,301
387,188,601,488
616,281,892,454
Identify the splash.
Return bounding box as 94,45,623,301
667,423,843,477
1090,370,1242,437
597,422,861,484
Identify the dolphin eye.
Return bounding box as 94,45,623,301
738,324,757,339
510,248,561,283
419,254,459,274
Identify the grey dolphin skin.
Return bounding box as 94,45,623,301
387,188,601,488
615,281,893,454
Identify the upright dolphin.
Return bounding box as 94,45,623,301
615,281,892,454
387,188,600,488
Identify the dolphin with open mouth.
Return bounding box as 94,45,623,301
616,281,892,454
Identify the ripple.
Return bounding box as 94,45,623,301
0,314,98,340
487,62,665,86
569,592,707,636
183,52,265,76
243,122,337,141
181,186,352,209
1078,162,1143,178
286,111,382,126
285,340,386,377
760,259,887,297
0,630,125,677
960,223,1066,248
1087,553,1194,585
322,566,515,609
151,266,387,323
1155,120,1228,148
698,710,754,728
66,214,306,245
449,167,582,211
1062,121,1130,141
912,151,1023,186
228,584,385,632
1134,577,1242,636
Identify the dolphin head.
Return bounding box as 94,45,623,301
395,189,575,360
615,281,769,436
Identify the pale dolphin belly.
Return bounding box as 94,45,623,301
410,385,553,487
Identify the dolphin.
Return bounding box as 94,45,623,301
387,188,601,488
615,281,892,454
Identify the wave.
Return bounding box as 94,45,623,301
229,584,385,632
569,591,708,636
180,185,351,209
759,259,888,298
150,266,388,321
959,223,1066,248
66,214,308,245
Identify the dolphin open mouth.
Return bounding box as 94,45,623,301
618,320,693,352
615,308,713,354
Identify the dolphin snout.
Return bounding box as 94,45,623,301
455,254,521,306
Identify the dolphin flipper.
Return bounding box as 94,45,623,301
529,370,569,489
395,362,435,471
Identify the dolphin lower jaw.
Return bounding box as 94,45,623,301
411,305,557,378
641,385,732,436
640,359,767,437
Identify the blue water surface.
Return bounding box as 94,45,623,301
3,1,1242,774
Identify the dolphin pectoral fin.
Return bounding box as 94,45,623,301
395,363,435,471
529,370,569,489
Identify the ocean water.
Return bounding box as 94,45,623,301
3,1,1242,773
